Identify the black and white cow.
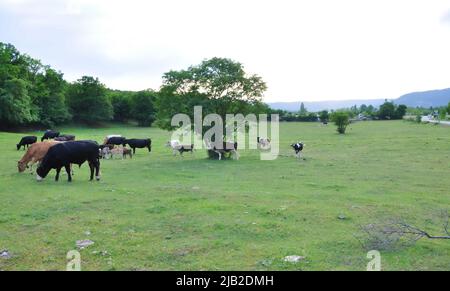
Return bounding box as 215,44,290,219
123,138,152,154
291,142,305,158
41,130,60,142
205,140,239,160
17,136,37,150
54,134,76,142
36,140,101,182
105,136,127,147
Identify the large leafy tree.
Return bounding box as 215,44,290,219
131,90,157,126
378,101,396,120
157,57,267,133
0,78,38,125
34,68,71,127
67,76,113,123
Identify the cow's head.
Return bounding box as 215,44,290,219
18,161,27,173
36,165,50,181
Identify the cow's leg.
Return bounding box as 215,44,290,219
55,167,61,181
133,147,136,154
88,162,94,181
94,159,100,181
65,165,72,182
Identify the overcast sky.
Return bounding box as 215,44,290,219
1,0,450,102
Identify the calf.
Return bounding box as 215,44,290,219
291,142,305,158
54,134,75,142
36,140,100,182
17,136,37,150
123,148,133,159
257,137,271,149
18,141,60,173
41,130,60,142
124,138,152,154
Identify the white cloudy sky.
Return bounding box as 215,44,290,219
1,0,450,102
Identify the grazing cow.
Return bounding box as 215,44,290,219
205,140,239,160
54,134,75,142
18,141,60,173
166,141,194,156
41,130,60,142
123,138,152,154
17,136,37,150
257,137,271,149
36,141,100,182
291,142,305,158
104,136,126,146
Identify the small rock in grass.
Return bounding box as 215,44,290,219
283,255,305,263
76,240,95,249
338,214,347,220
0,250,11,259
192,186,200,191
85,231,91,236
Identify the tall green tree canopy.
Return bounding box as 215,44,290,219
67,76,113,123
0,78,38,125
157,57,267,132
131,90,157,126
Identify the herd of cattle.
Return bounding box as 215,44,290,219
15,130,305,182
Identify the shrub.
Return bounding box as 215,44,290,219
331,111,350,134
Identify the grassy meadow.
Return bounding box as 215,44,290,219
0,121,449,271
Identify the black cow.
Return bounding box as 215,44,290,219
17,136,37,150
105,136,127,146
41,130,60,142
54,134,76,142
36,140,101,182
124,139,152,154
291,142,304,158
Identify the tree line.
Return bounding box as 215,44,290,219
0,43,268,130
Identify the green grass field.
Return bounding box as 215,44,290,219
0,121,449,271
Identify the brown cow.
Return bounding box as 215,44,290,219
18,141,60,173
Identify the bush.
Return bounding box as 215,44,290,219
331,111,350,134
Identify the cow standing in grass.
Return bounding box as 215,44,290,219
37,141,101,182
17,136,37,150
104,136,127,146
205,140,239,160
124,139,152,154
41,130,60,142
166,141,194,156
18,141,60,174
291,142,305,159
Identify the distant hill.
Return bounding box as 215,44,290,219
268,88,450,112
396,88,450,108
268,99,385,112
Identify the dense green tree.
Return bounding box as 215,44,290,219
299,102,307,115
331,111,350,134
34,68,71,127
447,102,450,114
378,101,396,120
108,90,133,122
0,78,38,125
394,104,407,120
131,90,157,126
157,57,267,134
319,110,329,122
66,76,113,123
